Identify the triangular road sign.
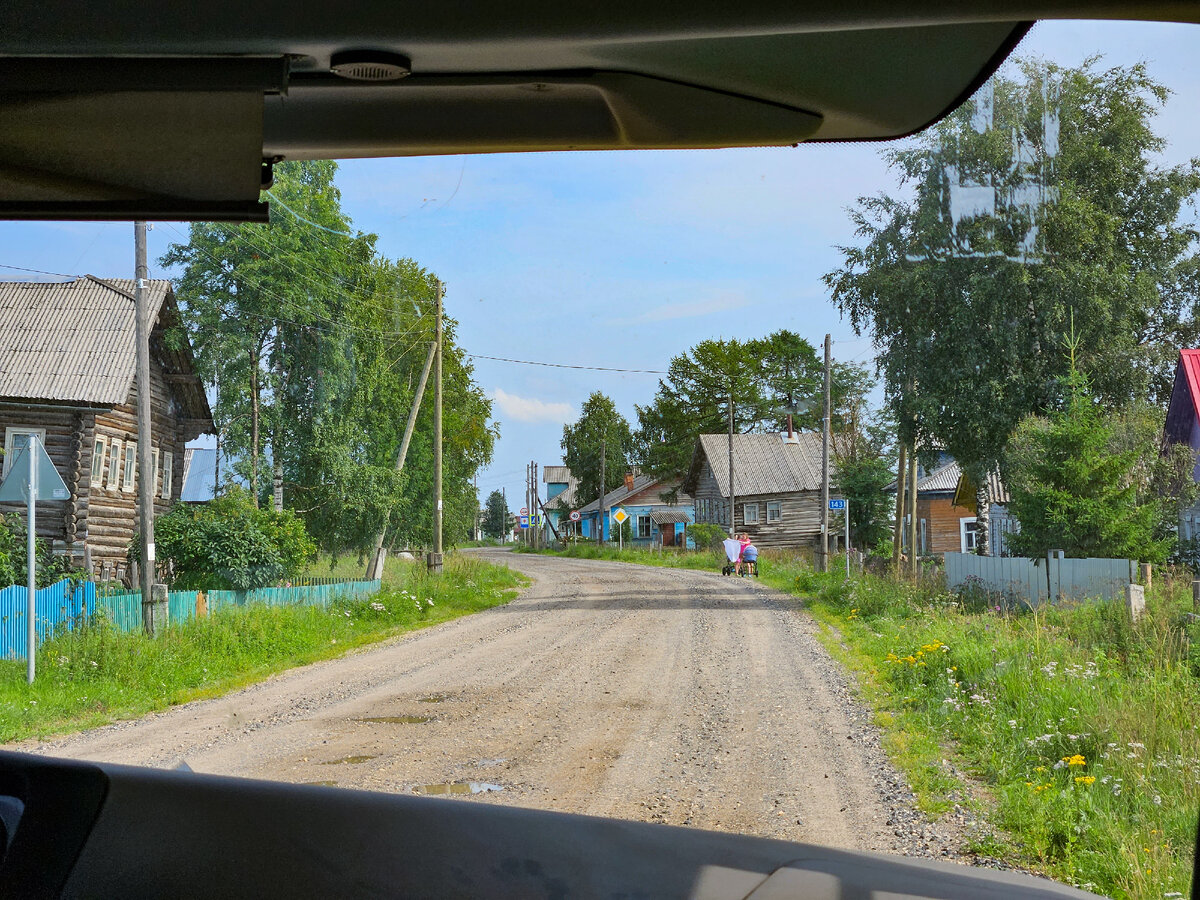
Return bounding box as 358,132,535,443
0,436,69,502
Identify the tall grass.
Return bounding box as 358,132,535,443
0,554,525,743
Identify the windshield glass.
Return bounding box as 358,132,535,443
0,17,1196,900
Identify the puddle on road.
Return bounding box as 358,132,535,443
417,693,450,703
302,780,339,787
416,782,503,795
475,758,508,767
355,715,430,724
320,755,378,765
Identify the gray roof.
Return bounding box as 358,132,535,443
541,464,579,509
688,432,826,497
576,474,691,515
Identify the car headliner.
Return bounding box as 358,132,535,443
0,1,1196,220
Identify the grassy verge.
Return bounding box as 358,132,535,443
1,553,526,744
513,541,728,573
523,544,1197,897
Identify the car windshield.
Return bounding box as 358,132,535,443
0,16,1197,900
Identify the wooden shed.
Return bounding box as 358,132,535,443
0,276,214,581
683,432,836,550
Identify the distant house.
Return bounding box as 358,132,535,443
1163,349,1200,540
575,471,694,547
0,277,214,580
885,458,1015,556
682,432,834,549
540,464,580,538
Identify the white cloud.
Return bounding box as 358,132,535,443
613,291,749,325
491,387,574,424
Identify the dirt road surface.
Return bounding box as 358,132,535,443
14,551,974,858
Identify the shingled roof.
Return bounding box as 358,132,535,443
685,432,826,497
0,276,213,427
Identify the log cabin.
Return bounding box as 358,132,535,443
886,459,1015,556
683,432,839,550
573,471,694,546
0,276,214,581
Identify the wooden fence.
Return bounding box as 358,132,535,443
0,578,381,660
945,552,1138,607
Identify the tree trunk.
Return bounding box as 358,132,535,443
250,342,260,507
892,442,907,568
272,327,284,513
975,481,991,556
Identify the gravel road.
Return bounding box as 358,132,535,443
13,550,984,861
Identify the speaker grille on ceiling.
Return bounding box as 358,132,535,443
329,50,411,82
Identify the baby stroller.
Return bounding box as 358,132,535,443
721,539,758,577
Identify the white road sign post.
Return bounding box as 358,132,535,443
611,508,628,551
0,434,69,683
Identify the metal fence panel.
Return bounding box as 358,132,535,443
946,552,1134,606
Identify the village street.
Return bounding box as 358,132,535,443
14,552,970,859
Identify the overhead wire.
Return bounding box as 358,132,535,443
465,353,667,375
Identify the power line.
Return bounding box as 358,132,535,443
0,263,79,280
263,189,357,238
466,353,666,375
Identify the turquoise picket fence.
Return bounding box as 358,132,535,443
0,578,381,660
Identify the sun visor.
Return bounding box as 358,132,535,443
264,72,823,159
0,57,286,221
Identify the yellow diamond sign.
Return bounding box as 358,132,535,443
611,508,629,525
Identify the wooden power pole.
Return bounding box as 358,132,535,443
133,222,156,610
598,438,606,545
430,279,443,573
892,441,907,568
820,334,831,572
727,389,735,538
908,447,919,577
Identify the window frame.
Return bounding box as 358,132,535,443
636,514,651,538
107,439,123,490
91,434,108,485
162,450,173,500
766,500,782,523
960,516,979,553
122,440,138,493
742,502,759,525
3,426,47,478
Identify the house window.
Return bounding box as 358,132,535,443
151,447,159,497
163,450,173,500
960,517,980,553
766,501,782,523
107,439,123,490
91,435,107,484
637,514,651,538
743,502,759,525
3,426,46,477
122,441,138,492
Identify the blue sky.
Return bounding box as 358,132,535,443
1,20,1197,512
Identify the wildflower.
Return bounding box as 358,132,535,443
427,599,434,607
1008,720,1017,728
1035,766,1046,773
1063,754,1086,767
1153,795,1162,806
1075,776,1095,785
57,655,69,665
369,602,386,612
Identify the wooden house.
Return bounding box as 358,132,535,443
575,471,694,547
1163,349,1200,541
886,459,1014,556
0,277,214,580
682,432,834,549
540,464,580,538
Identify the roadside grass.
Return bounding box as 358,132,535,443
514,541,727,572
533,544,1197,898
0,554,525,744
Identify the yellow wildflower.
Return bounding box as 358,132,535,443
1075,776,1095,785
1062,754,1086,767
1035,766,1046,773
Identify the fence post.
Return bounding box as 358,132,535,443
1139,563,1152,590
1125,583,1146,623
142,584,168,637
1193,580,1200,613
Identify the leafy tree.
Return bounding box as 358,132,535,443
633,330,871,480
1004,364,1170,563
482,490,508,538
826,58,1200,485
562,393,634,507
0,512,79,588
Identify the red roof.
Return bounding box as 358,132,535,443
1164,350,1200,446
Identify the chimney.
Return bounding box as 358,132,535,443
624,471,635,493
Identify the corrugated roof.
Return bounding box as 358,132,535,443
1164,350,1200,446
885,459,963,494
650,509,691,525
0,276,169,405
541,464,580,510
691,432,825,497
542,465,572,484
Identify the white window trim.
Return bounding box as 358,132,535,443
960,517,979,553
743,502,759,525
636,514,651,538
107,439,123,490
766,500,783,523
3,426,46,477
122,440,138,493
162,450,173,500
151,447,160,497
91,435,108,484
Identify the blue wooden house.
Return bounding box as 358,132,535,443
575,472,694,547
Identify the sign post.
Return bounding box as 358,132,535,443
829,498,849,578
612,508,629,551
0,435,69,683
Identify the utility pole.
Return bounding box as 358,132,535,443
133,222,156,609
727,388,735,538
892,441,907,568
430,279,443,573
598,438,606,545
533,461,540,549
820,334,831,572
501,486,506,543
525,462,531,546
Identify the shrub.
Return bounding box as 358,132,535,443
0,511,81,588
141,488,317,590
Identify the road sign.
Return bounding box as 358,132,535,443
611,508,629,525
828,499,846,511
569,510,581,522
519,515,530,529
519,506,529,516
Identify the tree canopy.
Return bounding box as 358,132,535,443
561,392,634,507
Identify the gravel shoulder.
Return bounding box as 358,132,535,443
10,550,984,861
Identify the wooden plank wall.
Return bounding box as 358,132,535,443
691,459,826,549
0,405,82,545
920,494,974,554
